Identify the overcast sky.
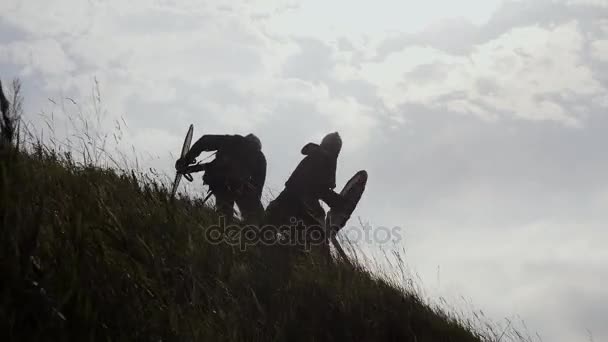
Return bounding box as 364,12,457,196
2,0,608,340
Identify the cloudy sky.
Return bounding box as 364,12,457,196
2,0,607,340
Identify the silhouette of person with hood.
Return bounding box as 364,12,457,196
265,132,345,250
175,133,266,223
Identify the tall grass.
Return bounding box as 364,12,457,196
0,81,529,341
0,146,490,341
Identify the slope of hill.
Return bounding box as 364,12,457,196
0,147,484,341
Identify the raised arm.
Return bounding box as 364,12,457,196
320,188,344,210
185,134,240,161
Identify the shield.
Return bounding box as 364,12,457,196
326,170,368,262
171,124,194,198
327,170,368,232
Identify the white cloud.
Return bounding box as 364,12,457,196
317,96,378,151
262,0,502,39
341,22,607,125
0,1,89,35
591,40,608,62
0,39,75,76
566,0,608,7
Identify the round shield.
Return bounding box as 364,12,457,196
171,124,194,197
326,170,368,232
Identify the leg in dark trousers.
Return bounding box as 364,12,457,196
300,199,329,258
235,189,264,225
212,186,236,223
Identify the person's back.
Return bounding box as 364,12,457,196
204,135,265,197
284,142,337,200
178,133,266,223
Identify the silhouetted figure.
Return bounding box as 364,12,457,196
176,133,266,223
0,80,12,147
0,80,8,116
265,132,345,253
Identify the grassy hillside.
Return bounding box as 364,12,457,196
0,146,485,341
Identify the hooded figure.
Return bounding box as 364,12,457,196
176,133,266,223
265,132,345,251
